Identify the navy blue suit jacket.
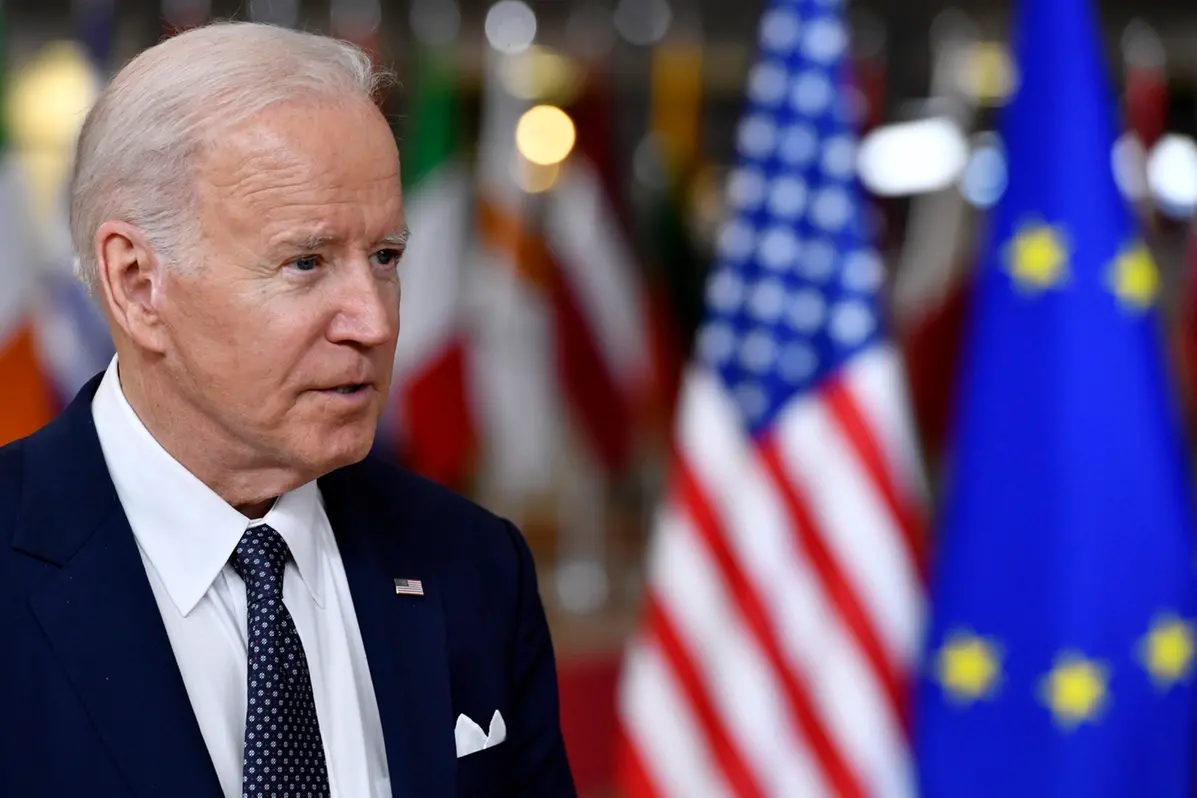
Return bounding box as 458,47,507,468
0,376,577,797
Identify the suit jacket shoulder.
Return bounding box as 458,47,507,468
0,437,27,606
343,454,521,565
0,437,24,543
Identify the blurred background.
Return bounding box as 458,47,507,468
3,0,1197,794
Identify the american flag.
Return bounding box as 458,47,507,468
616,0,926,795
393,578,424,597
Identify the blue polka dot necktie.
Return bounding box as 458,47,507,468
232,524,330,798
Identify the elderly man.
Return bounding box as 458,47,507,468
0,21,576,798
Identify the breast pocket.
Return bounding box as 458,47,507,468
456,743,510,798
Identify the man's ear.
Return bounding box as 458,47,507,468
94,221,170,354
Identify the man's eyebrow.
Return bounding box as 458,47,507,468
270,228,410,255
273,232,338,253
378,228,411,248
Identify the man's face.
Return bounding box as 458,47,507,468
156,99,404,477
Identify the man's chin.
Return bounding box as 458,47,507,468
298,426,378,476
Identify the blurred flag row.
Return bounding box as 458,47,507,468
0,2,686,535
385,34,684,532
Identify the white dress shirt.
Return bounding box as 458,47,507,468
91,357,391,798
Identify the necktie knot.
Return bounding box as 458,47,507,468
232,524,290,606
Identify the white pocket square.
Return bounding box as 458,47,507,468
455,710,507,758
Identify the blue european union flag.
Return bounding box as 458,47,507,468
915,0,1197,795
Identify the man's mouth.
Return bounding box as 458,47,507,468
328,384,369,395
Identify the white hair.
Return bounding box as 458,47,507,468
69,21,394,296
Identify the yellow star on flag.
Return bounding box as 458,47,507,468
936,631,1001,703
1140,616,1196,689
1109,242,1160,310
1041,652,1108,729
1006,223,1069,292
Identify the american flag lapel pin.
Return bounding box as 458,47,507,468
394,578,425,597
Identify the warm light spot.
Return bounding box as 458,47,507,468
515,105,577,166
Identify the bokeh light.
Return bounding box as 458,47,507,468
485,0,537,55
613,0,673,47
515,105,577,167
858,117,968,196
1147,134,1197,218
409,0,461,46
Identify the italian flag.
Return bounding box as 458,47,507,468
386,45,477,488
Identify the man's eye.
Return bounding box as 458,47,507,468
371,249,402,268
291,255,320,272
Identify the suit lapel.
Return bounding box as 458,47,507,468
321,467,455,798
15,376,222,797
28,512,223,797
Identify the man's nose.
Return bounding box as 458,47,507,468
326,261,398,348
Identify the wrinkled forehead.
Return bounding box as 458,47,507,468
192,99,403,243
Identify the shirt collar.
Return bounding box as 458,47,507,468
256,482,325,609
91,356,326,615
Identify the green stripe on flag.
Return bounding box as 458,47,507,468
402,46,458,189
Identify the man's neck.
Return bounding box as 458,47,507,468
115,358,304,518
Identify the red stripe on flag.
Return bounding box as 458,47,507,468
644,594,766,798
0,324,56,447
400,339,476,488
758,433,909,734
614,719,663,798
674,455,866,798
646,285,685,433
900,281,969,467
548,267,634,471
823,376,925,578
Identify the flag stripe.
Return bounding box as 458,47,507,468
0,324,55,446
673,454,867,798
400,339,476,486
550,266,635,469
824,376,923,572
0,152,53,446
643,595,766,798
545,164,653,394
841,348,927,514
613,720,662,798
758,432,908,731
618,637,732,798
